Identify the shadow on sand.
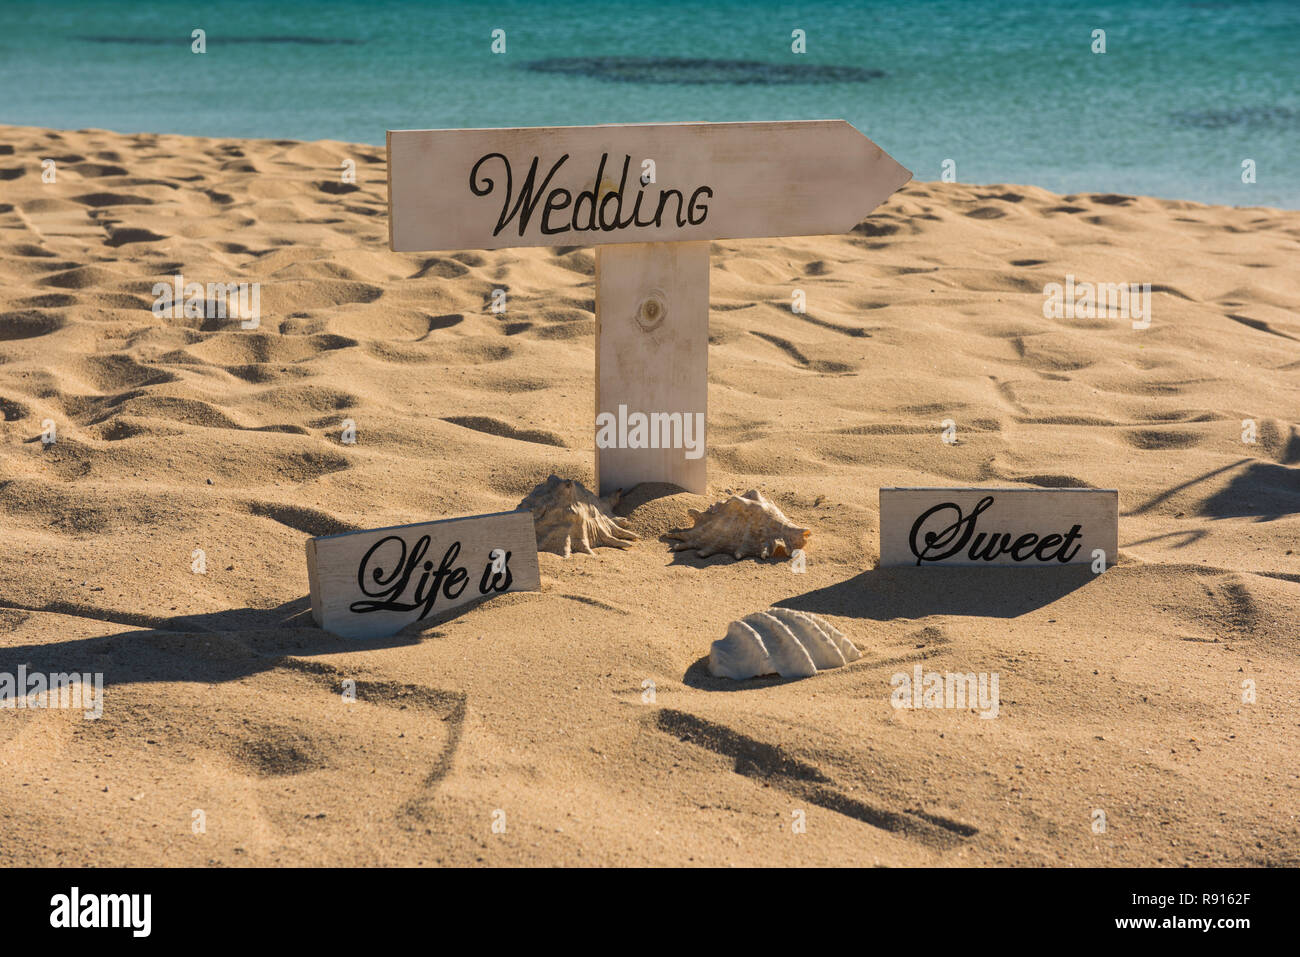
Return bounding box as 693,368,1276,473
774,565,1100,622
0,597,439,693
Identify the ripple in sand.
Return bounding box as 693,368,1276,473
0,310,65,339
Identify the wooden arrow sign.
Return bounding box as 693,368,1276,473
388,120,910,252
387,120,911,496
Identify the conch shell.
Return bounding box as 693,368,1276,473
667,489,809,560
709,608,859,679
517,474,638,557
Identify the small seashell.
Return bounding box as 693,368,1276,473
709,608,860,679
666,489,809,560
517,474,638,558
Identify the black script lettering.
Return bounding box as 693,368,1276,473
654,188,686,228
470,151,714,239
350,536,469,619
445,564,470,600
968,530,1012,562
631,184,656,227
569,153,607,232
541,187,573,234
598,155,632,231
471,152,569,238
353,534,417,604
909,496,996,565
687,185,712,225
479,552,514,594
1032,533,1063,561
1009,532,1039,561
908,496,1088,565
1055,524,1084,562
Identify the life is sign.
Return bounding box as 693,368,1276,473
306,510,540,639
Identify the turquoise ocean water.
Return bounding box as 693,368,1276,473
1,0,1297,207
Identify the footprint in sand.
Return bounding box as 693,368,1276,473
653,709,977,847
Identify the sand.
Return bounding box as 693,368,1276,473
0,123,1297,866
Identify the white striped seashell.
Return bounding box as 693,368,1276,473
708,608,860,680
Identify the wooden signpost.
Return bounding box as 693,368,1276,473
306,510,540,639
388,121,911,494
878,487,1119,568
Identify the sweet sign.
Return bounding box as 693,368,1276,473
879,487,1119,568
388,120,911,495
306,510,540,638
388,121,911,251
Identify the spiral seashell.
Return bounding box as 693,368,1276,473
666,489,810,560
709,608,860,679
517,474,639,557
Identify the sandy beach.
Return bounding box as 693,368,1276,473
0,123,1297,866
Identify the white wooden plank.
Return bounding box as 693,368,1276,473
388,120,911,251
879,487,1118,568
595,241,709,496
305,510,540,639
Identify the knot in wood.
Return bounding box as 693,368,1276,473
635,289,668,331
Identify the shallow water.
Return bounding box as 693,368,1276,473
1,0,1296,207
